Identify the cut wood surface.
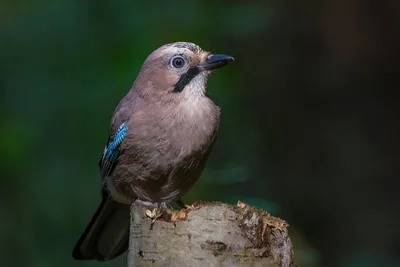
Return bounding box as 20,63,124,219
128,201,295,267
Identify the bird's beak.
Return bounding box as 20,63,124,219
198,54,234,71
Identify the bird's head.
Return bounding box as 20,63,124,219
134,42,234,98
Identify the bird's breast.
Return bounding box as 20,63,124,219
113,96,220,203
167,97,220,153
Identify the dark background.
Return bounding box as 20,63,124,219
2,1,399,266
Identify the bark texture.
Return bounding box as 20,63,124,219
128,201,295,267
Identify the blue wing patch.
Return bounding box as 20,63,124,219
99,123,129,178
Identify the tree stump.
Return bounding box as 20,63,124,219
128,201,295,267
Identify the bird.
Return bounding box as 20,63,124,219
72,42,234,261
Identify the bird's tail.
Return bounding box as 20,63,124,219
72,191,131,261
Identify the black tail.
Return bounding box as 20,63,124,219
72,191,131,261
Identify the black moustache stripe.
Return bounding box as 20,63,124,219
172,67,201,93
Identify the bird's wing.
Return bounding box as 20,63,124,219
99,122,129,178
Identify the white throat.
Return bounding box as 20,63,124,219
181,72,208,98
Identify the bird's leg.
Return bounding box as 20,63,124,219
176,199,196,210
134,199,168,209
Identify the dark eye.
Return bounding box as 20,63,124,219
171,56,185,68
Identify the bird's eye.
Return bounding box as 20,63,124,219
171,56,186,68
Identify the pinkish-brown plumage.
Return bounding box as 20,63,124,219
73,42,233,261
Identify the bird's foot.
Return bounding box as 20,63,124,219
145,208,164,223
134,200,170,223
135,199,193,223
176,199,199,211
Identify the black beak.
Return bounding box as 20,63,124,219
198,54,234,71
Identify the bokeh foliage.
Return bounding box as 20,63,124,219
2,0,399,267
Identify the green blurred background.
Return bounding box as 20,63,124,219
2,1,399,266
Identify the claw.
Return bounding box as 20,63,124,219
140,200,194,224
176,199,198,210
135,200,169,224
146,208,164,223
